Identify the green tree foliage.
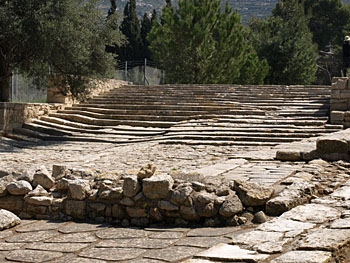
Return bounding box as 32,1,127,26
305,0,350,50
119,0,142,61
249,0,318,85
0,0,123,101
148,0,268,84
303,0,350,83
140,11,156,60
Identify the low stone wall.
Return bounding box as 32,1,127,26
1,79,128,133
0,163,279,227
47,78,129,104
0,103,65,133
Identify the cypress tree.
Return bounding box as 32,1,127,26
119,0,142,62
140,12,153,60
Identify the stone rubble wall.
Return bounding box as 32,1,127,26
0,163,279,227
47,78,129,104
0,103,65,133
0,79,128,133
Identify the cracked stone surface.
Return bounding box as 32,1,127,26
1,136,350,262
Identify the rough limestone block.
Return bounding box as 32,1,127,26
143,174,174,199
24,196,53,206
6,180,32,195
65,200,86,219
33,166,55,190
171,185,193,204
0,209,21,230
0,181,7,197
126,207,148,218
275,150,303,161
180,205,200,221
26,185,50,197
316,138,348,154
137,163,156,180
233,180,274,207
123,175,141,197
266,181,317,216
68,179,90,200
196,202,218,218
0,195,24,213
331,77,348,90
52,165,66,180
219,194,243,217
330,111,345,124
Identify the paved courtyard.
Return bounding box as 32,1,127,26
1,135,350,262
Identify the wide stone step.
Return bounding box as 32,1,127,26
57,108,266,118
12,83,338,145
88,96,330,104
47,113,177,128
212,117,328,126
105,85,331,96
25,121,167,137
159,139,288,147
13,127,165,143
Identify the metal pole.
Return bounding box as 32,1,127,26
125,61,128,81
11,71,14,102
144,58,147,85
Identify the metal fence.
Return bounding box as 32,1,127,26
9,60,163,102
10,71,47,103
117,59,164,85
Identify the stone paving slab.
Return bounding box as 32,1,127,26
194,243,270,262
1,136,350,262
270,251,333,263
79,247,147,261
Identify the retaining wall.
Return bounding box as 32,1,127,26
0,79,127,133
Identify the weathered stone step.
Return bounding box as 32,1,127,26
57,108,266,119
105,85,331,95
161,133,315,143
211,117,328,126
13,126,167,144
75,102,329,111
47,113,177,128
25,121,167,137
159,139,282,147
99,95,329,103
168,126,340,134
13,83,339,145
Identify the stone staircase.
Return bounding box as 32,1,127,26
13,84,343,146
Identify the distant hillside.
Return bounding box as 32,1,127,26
100,0,350,25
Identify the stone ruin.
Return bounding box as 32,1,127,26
0,163,273,228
